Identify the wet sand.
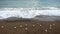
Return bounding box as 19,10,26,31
0,20,60,34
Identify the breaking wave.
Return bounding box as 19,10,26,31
0,7,60,19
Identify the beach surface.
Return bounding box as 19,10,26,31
0,20,60,34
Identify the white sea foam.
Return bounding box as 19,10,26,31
0,7,60,19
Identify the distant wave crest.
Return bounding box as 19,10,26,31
0,7,60,10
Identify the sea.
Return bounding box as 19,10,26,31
0,0,60,8
0,0,60,19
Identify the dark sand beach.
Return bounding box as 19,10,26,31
0,20,60,34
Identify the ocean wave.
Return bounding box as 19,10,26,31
0,7,60,10
0,7,60,19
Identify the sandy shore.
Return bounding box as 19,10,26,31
0,20,60,34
